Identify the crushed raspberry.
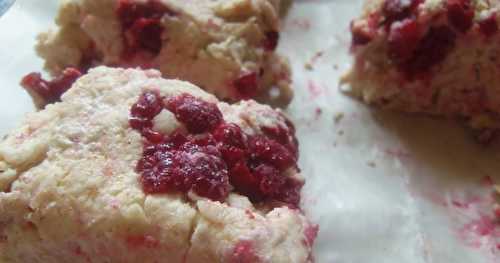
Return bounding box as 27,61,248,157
138,132,230,200
132,91,164,119
117,0,174,57
130,92,302,206
261,121,299,158
447,0,474,33
253,164,284,195
165,94,223,134
20,68,82,107
248,135,296,171
233,72,259,99
479,14,499,37
129,90,164,134
304,224,319,247
388,19,420,62
229,241,260,263
129,18,165,54
382,0,422,28
399,26,456,78
273,178,302,207
263,31,280,51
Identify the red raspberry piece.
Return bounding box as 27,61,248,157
165,94,223,134
21,68,82,107
263,31,280,51
388,19,421,62
479,14,499,37
234,72,259,99
447,0,474,33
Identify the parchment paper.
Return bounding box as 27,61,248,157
1,1,499,262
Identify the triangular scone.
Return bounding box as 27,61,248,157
1,67,316,263
343,0,500,139
24,0,292,107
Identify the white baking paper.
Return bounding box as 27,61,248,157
1,0,499,262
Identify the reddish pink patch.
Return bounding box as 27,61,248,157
126,235,160,249
206,18,220,30
452,200,470,209
74,245,84,256
461,214,499,237
307,80,323,99
481,176,495,187
451,193,500,258
304,224,319,247
494,207,500,219
102,163,114,177
109,199,120,209
245,209,255,219
229,241,260,263
314,108,323,120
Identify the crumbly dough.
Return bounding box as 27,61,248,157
36,0,293,106
0,67,314,263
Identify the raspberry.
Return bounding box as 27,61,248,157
21,68,82,107
263,31,280,51
388,19,420,62
400,26,457,78
479,14,499,37
131,91,163,119
117,0,174,57
213,123,246,148
165,94,223,134
447,0,474,33
248,135,296,171
234,72,259,99
131,92,301,206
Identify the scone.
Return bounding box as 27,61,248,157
343,0,500,140
22,0,292,108
1,67,317,262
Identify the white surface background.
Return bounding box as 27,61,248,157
1,0,499,262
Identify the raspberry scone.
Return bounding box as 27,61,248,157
22,0,292,108
343,0,500,139
0,67,317,262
